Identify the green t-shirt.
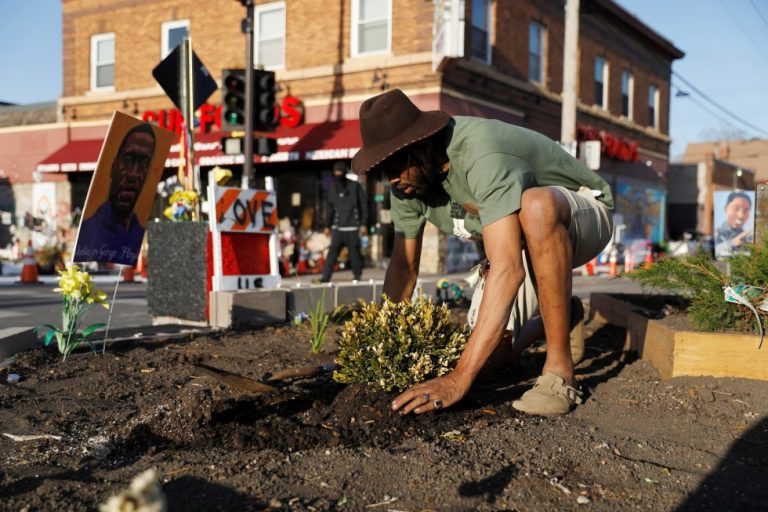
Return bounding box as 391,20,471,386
391,116,614,239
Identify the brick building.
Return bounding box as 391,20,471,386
0,0,683,271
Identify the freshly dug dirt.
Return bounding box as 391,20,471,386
1,303,768,511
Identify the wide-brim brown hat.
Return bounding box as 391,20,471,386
352,89,451,174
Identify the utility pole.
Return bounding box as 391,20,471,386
240,0,255,189
561,0,579,151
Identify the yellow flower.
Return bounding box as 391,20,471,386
53,265,109,308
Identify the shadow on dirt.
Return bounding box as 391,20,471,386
0,468,97,499
164,476,267,511
674,416,768,511
459,463,518,504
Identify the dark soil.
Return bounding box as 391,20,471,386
2,302,768,511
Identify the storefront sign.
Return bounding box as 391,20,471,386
577,125,638,162
142,95,305,135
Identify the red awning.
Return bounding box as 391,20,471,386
38,120,362,173
36,139,104,172
168,119,362,167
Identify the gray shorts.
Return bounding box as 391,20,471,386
467,186,613,332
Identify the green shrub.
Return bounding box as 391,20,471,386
630,241,768,333
333,296,469,391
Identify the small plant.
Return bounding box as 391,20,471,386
307,291,331,353
333,296,470,391
37,264,109,360
630,239,768,333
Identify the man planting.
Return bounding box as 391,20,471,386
351,89,613,416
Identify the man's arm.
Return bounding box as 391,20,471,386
451,214,526,381
382,229,423,302
391,214,525,414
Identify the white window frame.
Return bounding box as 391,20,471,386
351,0,392,57
594,57,609,110
161,19,189,59
469,0,492,65
649,84,660,129
528,21,546,84
90,33,115,92
621,71,634,120
254,1,286,70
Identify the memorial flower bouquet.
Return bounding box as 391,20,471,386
37,265,109,360
163,189,199,222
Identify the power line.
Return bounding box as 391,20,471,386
718,0,768,66
673,84,733,128
672,70,768,136
750,0,768,30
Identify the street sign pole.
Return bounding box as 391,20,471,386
179,37,201,218
242,0,255,189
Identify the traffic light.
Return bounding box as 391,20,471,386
253,69,278,132
222,69,246,130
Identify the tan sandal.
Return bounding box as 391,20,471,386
512,373,583,416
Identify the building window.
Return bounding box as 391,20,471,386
161,20,189,59
470,0,491,63
594,57,608,109
621,71,633,119
90,33,115,91
649,84,659,128
528,22,545,83
255,2,286,69
351,0,391,57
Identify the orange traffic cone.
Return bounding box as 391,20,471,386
608,247,618,277
19,242,40,284
582,258,596,276
136,251,148,279
121,266,135,283
644,242,654,269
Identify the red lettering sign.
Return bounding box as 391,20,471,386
577,125,638,162
141,95,304,135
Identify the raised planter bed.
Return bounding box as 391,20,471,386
590,293,768,381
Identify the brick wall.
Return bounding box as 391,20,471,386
59,0,678,155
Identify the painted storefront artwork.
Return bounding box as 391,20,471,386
614,180,666,244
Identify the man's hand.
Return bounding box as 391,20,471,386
359,226,368,236
391,371,471,415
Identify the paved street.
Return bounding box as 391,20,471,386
0,270,648,332
0,278,152,332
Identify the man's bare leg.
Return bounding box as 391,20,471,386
518,187,574,383
481,297,584,376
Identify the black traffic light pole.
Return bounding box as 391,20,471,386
241,0,255,189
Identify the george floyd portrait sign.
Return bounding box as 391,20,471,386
74,111,175,266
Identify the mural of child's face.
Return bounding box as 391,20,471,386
726,197,751,230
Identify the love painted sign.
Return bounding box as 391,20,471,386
214,187,277,233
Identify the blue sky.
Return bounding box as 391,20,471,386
0,0,766,159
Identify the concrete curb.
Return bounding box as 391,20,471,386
207,277,472,329
0,327,39,359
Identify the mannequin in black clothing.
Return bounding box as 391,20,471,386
319,161,368,282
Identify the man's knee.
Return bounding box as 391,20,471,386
519,188,569,235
